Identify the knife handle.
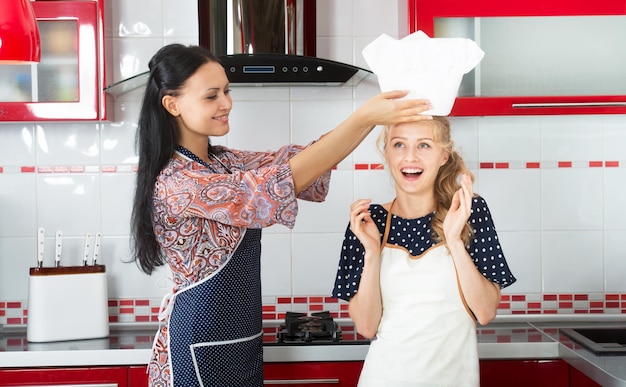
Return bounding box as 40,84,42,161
37,227,45,268
93,232,102,265
55,230,63,267
83,233,92,266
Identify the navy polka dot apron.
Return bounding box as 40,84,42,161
168,228,263,387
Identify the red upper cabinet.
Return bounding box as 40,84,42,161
408,0,626,116
0,0,107,121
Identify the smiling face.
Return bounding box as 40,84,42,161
161,61,232,152
383,120,450,199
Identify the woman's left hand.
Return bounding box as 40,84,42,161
443,174,473,241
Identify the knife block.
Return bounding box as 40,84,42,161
27,265,109,343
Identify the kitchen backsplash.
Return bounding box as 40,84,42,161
1,0,625,326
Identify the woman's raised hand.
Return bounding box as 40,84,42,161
354,90,433,127
349,199,381,256
443,174,474,242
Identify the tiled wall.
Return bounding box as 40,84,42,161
1,0,626,327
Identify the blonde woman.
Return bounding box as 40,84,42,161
332,116,516,386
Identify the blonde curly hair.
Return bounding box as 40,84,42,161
376,116,475,246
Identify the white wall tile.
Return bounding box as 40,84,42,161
163,37,199,47
542,231,604,293
227,100,290,151
541,168,603,231
352,0,400,38
353,37,375,69
35,123,100,166
0,124,35,166
110,37,164,81
353,126,384,165
541,115,604,161
604,168,626,230
354,169,395,204
291,99,353,143
0,238,36,300
449,117,478,163
101,173,135,237
293,170,354,233
604,115,626,161
605,230,626,292
316,36,354,65
354,77,381,100
292,232,344,296
36,174,101,236
497,231,541,294
316,0,353,37
163,0,198,37
101,103,140,165
230,86,290,102
0,174,37,237
478,116,541,162
260,233,292,296
290,85,353,101
104,236,171,298
478,169,541,231
110,0,163,37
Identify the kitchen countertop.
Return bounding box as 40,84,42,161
1,316,625,386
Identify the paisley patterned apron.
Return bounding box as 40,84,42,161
165,228,264,387
358,205,479,387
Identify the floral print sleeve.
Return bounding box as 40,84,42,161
213,142,331,203
157,162,297,229
153,144,331,288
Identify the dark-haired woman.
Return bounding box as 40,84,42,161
332,117,517,386
130,43,433,387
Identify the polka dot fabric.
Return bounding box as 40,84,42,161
332,196,516,301
168,228,264,387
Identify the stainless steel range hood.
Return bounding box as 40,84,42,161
104,0,370,96
199,0,371,85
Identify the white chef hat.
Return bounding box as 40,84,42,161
362,31,485,116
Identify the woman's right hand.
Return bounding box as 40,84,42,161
348,198,384,338
354,90,433,127
350,199,381,257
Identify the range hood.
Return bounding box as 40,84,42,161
216,53,369,85
104,0,371,96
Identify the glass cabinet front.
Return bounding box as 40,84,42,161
0,20,79,103
0,1,104,121
410,0,626,116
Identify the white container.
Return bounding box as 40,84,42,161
27,265,109,343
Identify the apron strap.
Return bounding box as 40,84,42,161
381,198,397,247
151,292,175,351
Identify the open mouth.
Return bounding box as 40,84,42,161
401,167,423,177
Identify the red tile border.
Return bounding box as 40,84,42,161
3,294,626,326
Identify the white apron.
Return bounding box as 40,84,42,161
358,207,479,387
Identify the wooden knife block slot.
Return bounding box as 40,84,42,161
27,265,109,343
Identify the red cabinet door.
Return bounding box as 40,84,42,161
129,365,150,387
480,359,569,387
569,365,602,387
0,366,127,386
408,0,626,116
264,361,363,386
0,0,107,121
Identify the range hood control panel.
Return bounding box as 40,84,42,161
221,54,370,85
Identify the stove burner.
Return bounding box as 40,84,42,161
277,311,341,343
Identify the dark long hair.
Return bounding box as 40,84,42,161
130,44,221,275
